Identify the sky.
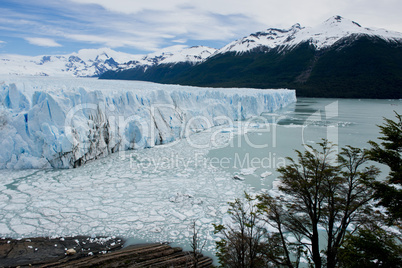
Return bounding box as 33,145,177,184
1,0,402,56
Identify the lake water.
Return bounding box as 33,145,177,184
208,98,402,190
0,97,401,258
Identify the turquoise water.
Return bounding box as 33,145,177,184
205,97,402,264
207,98,402,190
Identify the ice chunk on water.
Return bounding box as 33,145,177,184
260,171,273,178
240,168,257,176
0,127,256,258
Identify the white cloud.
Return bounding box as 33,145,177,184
2,0,402,55
60,0,402,56
69,0,187,14
172,39,187,44
65,33,161,51
25,37,62,47
68,0,402,33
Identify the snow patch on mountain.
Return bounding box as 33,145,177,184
122,45,217,69
217,24,304,54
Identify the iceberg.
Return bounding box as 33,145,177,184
0,76,296,169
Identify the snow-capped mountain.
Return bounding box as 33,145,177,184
101,16,402,99
0,48,135,77
0,46,217,77
216,15,402,54
3,15,401,79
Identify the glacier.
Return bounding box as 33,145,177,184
0,76,296,169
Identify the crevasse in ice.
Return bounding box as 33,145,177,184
0,77,296,169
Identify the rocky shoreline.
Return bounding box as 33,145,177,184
0,236,213,267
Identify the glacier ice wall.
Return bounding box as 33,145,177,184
0,77,296,169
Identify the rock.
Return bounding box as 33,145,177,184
233,175,245,181
66,248,76,255
0,236,124,267
0,238,214,267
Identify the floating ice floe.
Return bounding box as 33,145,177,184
0,127,255,254
239,168,257,176
260,171,273,178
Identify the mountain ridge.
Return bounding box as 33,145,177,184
2,15,402,78
0,45,217,77
216,15,402,54
100,16,402,99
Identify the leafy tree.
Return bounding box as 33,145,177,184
257,195,306,268
189,220,207,268
368,111,402,224
213,193,265,268
258,141,379,268
338,227,402,267
334,112,402,268
215,141,381,268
